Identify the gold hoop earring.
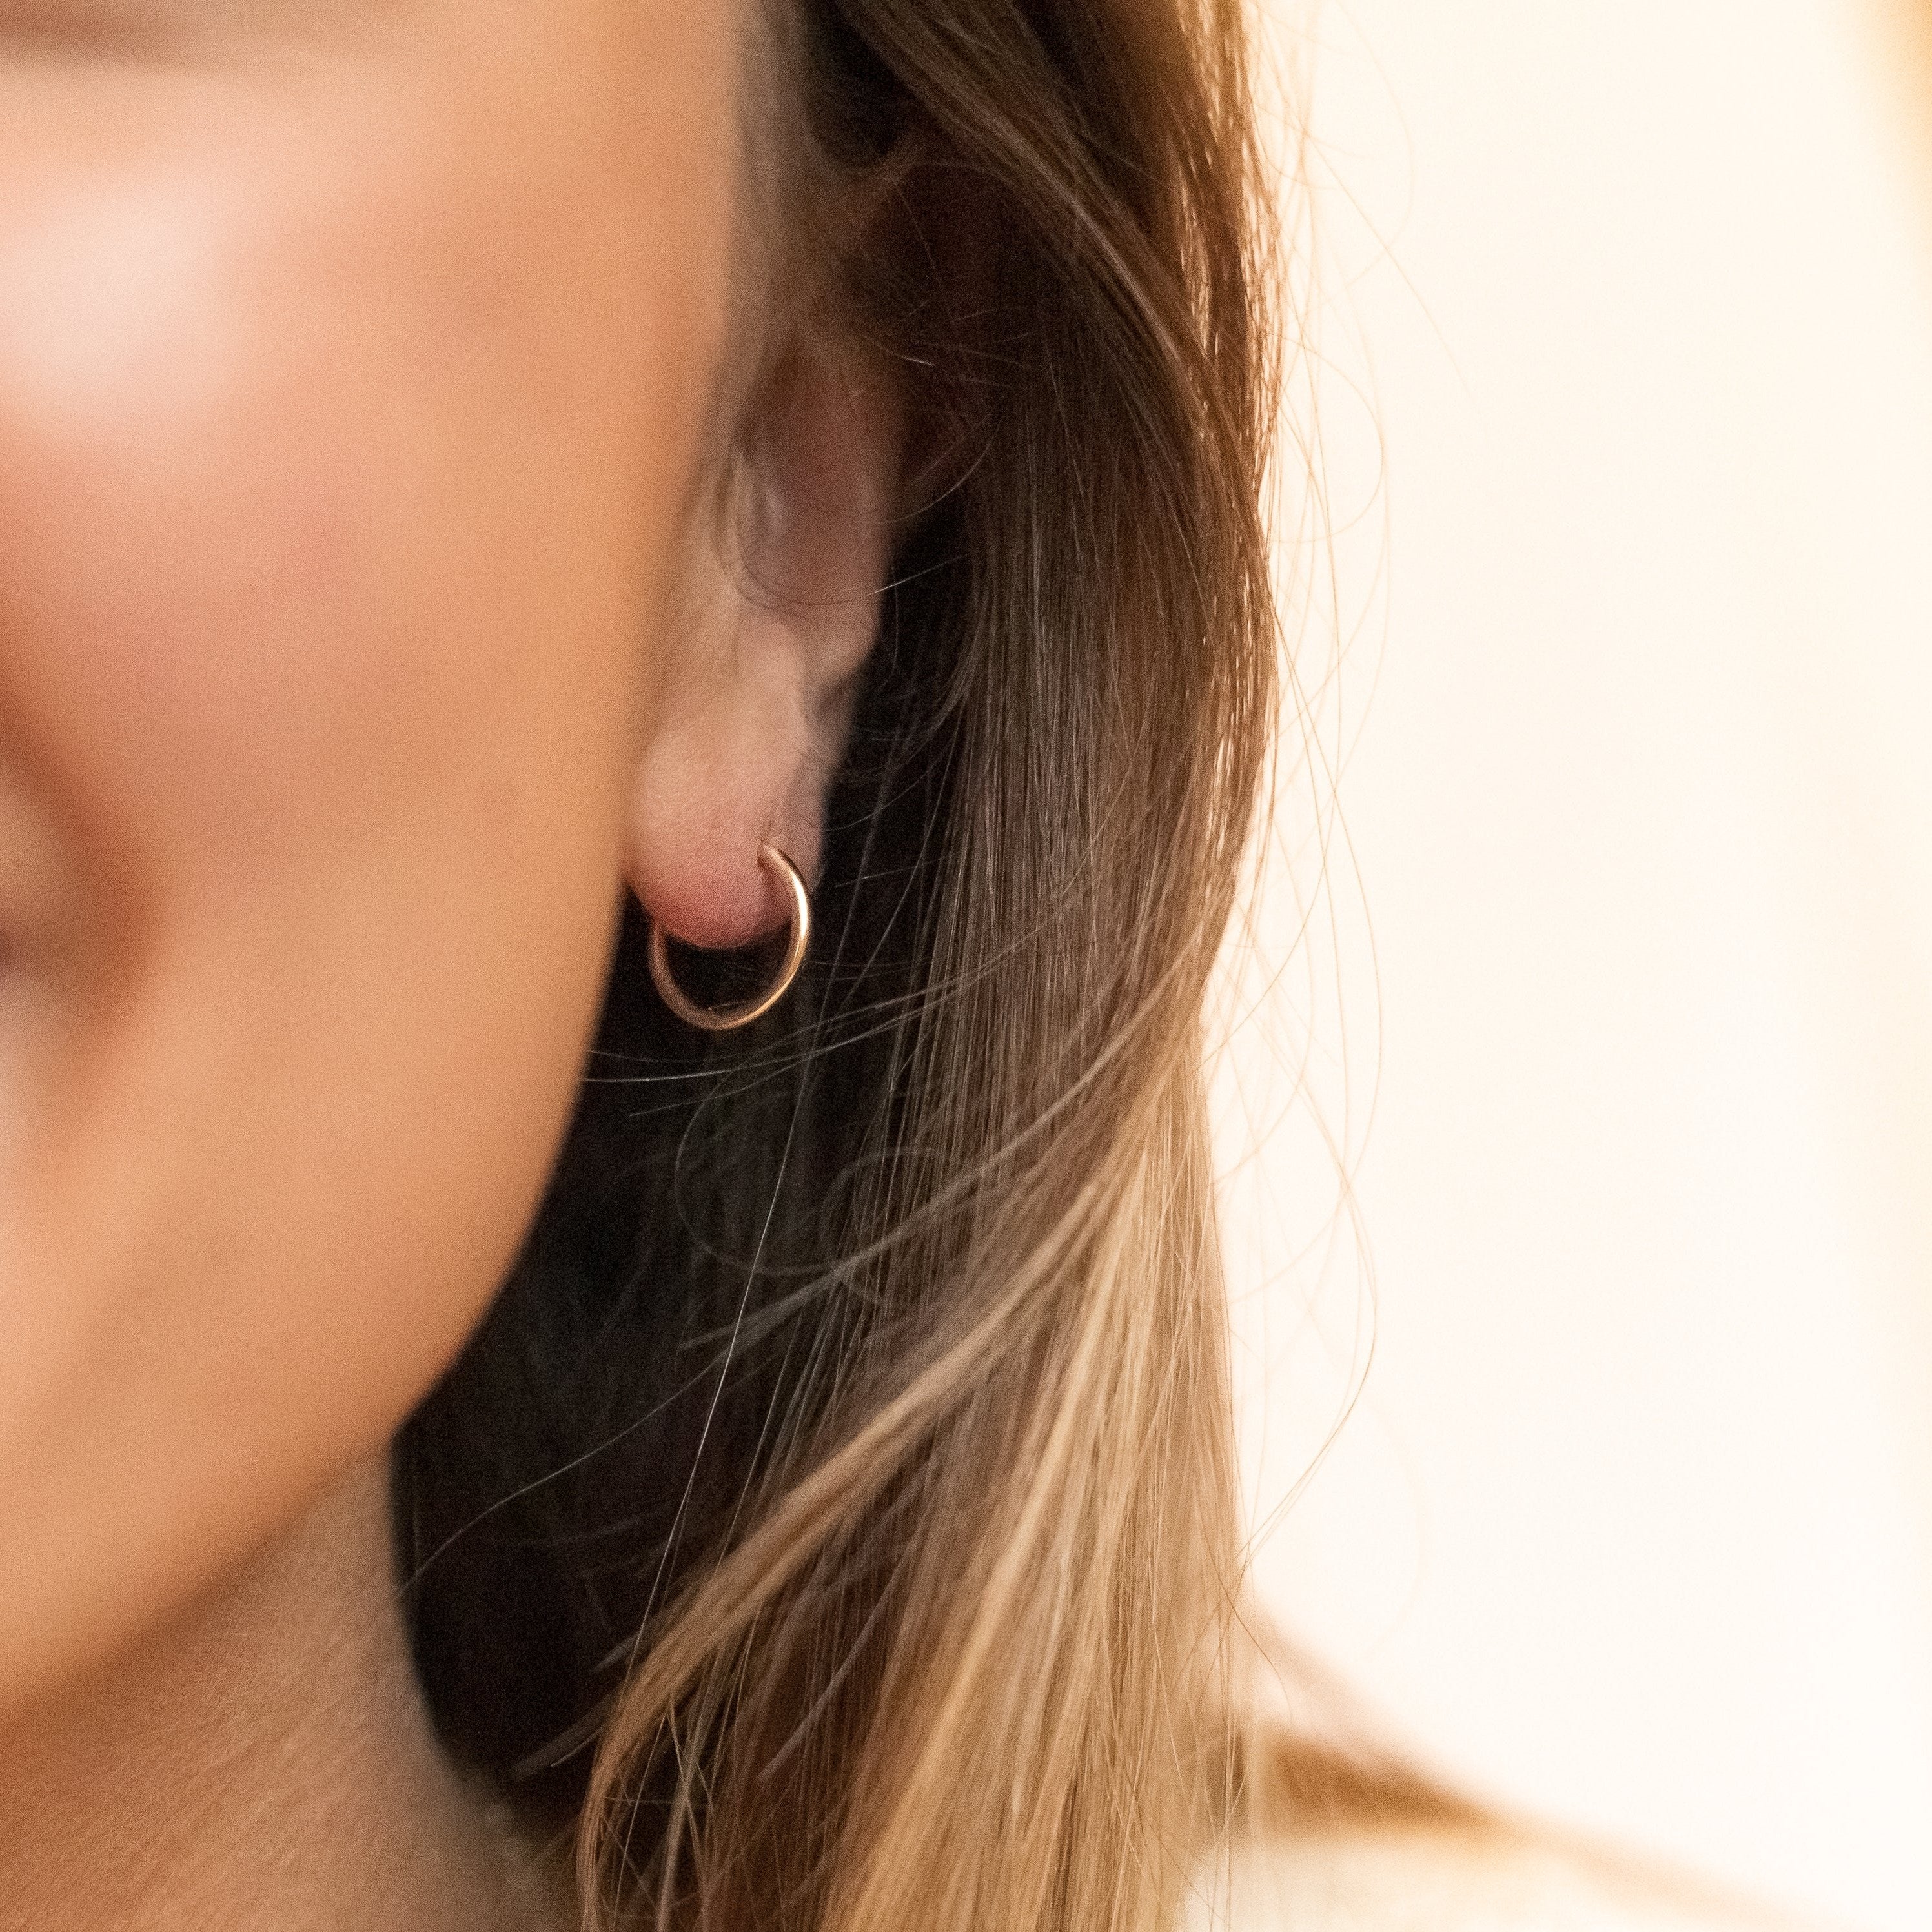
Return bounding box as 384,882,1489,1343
646,842,811,1033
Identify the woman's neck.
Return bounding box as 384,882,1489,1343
0,1456,538,1932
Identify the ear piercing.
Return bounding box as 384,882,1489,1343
646,842,811,1032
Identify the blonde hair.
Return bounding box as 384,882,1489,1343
584,4,1277,1926
400,3,1286,1926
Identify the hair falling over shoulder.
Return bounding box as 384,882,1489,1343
396,2,1291,1926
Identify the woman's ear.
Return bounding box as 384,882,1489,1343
622,332,902,950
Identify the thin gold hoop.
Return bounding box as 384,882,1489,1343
646,842,811,1033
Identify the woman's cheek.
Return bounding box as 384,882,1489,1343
0,171,562,908
0,131,653,1230
0,29,735,1718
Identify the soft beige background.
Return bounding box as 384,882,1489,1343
1221,5,1932,1928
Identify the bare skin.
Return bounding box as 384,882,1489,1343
0,0,899,1923
0,1463,556,1932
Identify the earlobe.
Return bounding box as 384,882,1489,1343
647,842,813,1032
622,333,902,953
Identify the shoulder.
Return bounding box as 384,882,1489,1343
1186,1824,1798,1932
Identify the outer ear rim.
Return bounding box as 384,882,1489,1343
619,329,904,954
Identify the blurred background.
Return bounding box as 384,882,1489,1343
1219,3,1932,1927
